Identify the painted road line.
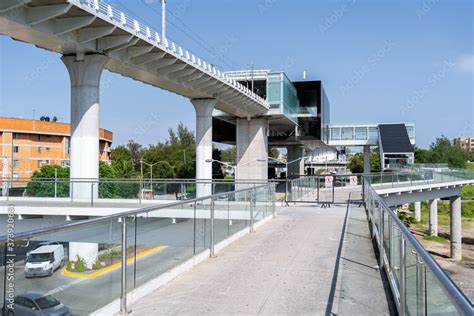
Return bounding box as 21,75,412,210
47,278,85,296
63,245,168,279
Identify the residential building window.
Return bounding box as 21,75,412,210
65,137,70,154
45,160,50,165
13,172,19,179
38,160,43,168
61,160,70,167
38,147,43,154
13,159,19,168
37,135,42,141
13,146,19,153
46,147,50,152
13,133,20,140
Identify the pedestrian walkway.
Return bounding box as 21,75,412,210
130,192,394,315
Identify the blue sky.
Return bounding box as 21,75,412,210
0,0,472,149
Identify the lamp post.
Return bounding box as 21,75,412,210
140,160,165,192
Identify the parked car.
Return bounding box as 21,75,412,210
4,292,71,316
24,244,66,277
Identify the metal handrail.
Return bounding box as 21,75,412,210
73,0,268,108
364,180,473,315
0,183,271,242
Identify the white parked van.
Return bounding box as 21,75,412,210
25,244,66,278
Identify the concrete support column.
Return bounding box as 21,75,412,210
62,54,108,200
287,146,305,178
414,201,421,222
69,242,98,269
191,99,216,197
428,199,438,236
235,118,268,182
363,145,371,174
450,195,462,261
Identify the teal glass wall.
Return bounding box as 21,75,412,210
266,72,299,123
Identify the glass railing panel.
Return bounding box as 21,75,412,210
389,221,401,289
213,195,230,245
228,191,250,236
425,268,460,315
404,243,426,315
254,186,266,222
98,180,140,200
133,202,195,289
194,198,211,254
6,218,123,315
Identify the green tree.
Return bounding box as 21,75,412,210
348,153,364,173
221,146,236,164
26,165,70,197
430,136,467,168
269,148,279,159
110,146,136,178
347,150,381,173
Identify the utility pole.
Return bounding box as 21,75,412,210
161,0,166,41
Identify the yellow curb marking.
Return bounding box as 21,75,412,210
63,245,168,279
275,193,285,201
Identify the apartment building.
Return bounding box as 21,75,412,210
454,137,474,152
0,117,113,180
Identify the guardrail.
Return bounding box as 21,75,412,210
363,177,473,315
73,0,268,108
0,178,280,204
0,183,275,314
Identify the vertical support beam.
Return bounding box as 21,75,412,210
363,145,371,174
428,199,438,236
62,54,108,200
414,201,421,222
287,146,304,178
450,195,462,261
191,98,216,197
235,118,268,182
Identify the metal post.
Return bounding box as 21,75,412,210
272,184,276,218
54,167,57,198
193,200,197,255
70,180,74,203
210,198,215,257
133,215,137,289
120,217,128,314
332,175,335,204
399,235,406,316
250,189,255,232
90,182,94,207
379,205,384,268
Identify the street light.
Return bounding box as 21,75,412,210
140,160,165,190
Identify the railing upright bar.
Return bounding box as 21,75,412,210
399,235,406,316
210,197,215,257
120,216,128,314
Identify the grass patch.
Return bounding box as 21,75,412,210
423,235,448,243
466,163,474,171
461,185,474,200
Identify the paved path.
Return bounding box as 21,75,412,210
130,193,394,315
